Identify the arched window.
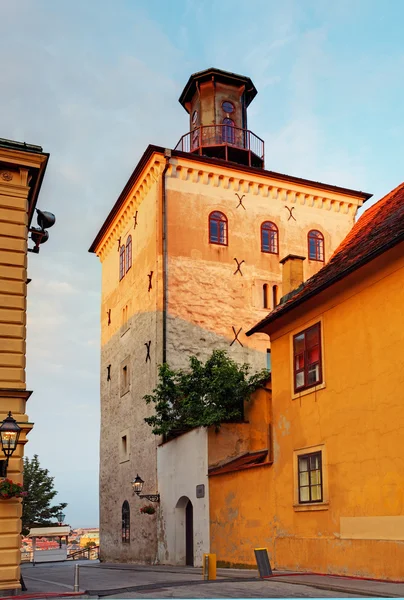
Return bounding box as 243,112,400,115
261,221,279,254
263,284,269,309
308,230,324,262
272,285,278,308
119,245,125,280
222,118,235,144
126,236,132,273
122,501,130,544
209,211,228,246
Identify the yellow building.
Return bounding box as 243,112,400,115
0,139,49,593
79,531,99,547
90,68,371,565
208,182,404,580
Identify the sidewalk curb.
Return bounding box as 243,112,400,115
0,593,85,600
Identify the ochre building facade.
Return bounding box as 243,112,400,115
0,139,49,593
207,183,404,580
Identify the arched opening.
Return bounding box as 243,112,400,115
209,211,228,246
122,500,130,544
185,500,194,566
263,284,269,309
222,118,235,144
308,230,324,262
272,285,278,308
175,496,194,566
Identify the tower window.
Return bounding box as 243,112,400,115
263,284,269,309
126,236,132,273
308,230,324,262
209,211,228,246
222,101,234,114
119,245,125,280
122,501,130,544
272,285,278,308
261,221,278,254
222,118,235,144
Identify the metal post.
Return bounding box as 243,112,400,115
73,564,80,592
204,554,209,580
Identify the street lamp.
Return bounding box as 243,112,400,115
131,474,160,503
0,412,21,477
57,511,65,526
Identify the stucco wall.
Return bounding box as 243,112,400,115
157,428,209,566
210,244,404,580
0,152,45,592
99,164,162,563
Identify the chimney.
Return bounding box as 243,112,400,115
279,254,306,298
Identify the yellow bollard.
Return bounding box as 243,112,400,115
202,553,217,580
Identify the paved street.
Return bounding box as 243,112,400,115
16,561,404,599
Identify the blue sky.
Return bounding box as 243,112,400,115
1,0,403,527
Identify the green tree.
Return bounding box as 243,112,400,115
144,350,269,436
22,455,67,536
85,541,96,548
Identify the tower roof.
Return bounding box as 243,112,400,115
179,67,258,112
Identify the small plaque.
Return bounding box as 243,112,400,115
196,484,205,498
254,548,272,578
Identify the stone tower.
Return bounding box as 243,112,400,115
90,68,370,565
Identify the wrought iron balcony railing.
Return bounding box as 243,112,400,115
175,124,264,168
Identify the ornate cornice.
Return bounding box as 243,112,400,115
97,155,362,261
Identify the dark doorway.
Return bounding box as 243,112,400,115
185,500,194,566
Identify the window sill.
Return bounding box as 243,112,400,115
292,381,326,400
294,502,329,512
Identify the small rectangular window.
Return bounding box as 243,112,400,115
293,323,322,392
298,451,323,503
266,349,271,371
120,359,130,396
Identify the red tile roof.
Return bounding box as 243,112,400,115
247,182,404,334
208,449,268,476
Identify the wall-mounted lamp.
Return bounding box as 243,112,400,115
0,412,21,477
131,474,160,503
28,209,56,254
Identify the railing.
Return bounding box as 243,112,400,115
175,125,264,163
67,545,99,561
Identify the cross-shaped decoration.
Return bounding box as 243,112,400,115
230,326,243,347
285,206,296,221
233,258,245,276
133,211,138,229
235,193,246,210
145,341,151,363
107,365,111,381
117,237,121,251
107,309,111,325
148,271,153,292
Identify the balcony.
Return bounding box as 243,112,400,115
175,124,264,169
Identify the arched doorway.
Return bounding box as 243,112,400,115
175,496,194,566
185,500,194,566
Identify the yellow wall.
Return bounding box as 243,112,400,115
0,148,46,592
210,242,404,580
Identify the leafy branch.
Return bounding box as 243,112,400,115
144,350,268,436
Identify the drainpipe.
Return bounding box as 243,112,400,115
162,149,171,365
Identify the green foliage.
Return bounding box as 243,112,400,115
144,350,269,436
22,455,67,536
85,541,97,548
